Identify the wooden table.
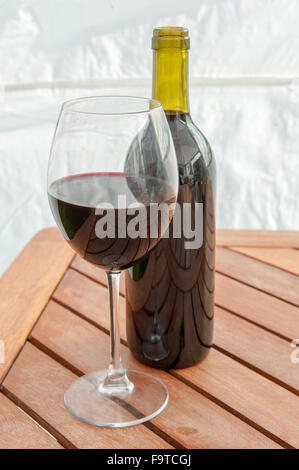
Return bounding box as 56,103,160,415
0,228,298,449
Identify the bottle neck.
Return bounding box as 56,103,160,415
152,48,190,115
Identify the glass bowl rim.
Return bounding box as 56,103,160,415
62,95,163,116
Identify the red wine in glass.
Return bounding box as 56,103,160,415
48,172,176,271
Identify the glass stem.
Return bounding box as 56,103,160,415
107,271,123,377
99,271,134,394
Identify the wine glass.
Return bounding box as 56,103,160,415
47,96,178,427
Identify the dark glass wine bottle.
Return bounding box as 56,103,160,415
125,27,216,369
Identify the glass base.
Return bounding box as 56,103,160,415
64,369,169,427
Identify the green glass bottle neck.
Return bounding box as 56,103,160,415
152,48,190,115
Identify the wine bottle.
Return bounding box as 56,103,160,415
125,27,216,369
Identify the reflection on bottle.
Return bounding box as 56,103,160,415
142,312,169,362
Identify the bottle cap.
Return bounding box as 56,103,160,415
152,27,190,50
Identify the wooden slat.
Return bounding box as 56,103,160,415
29,300,281,449
71,256,126,296
2,342,172,449
230,247,299,276
216,247,299,306
53,269,126,338
215,272,299,340
0,392,62,449
217,230,299,248
214,306,299,392
176,348,299,449
0,228,73,382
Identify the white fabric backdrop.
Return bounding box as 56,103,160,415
1,0,299,273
